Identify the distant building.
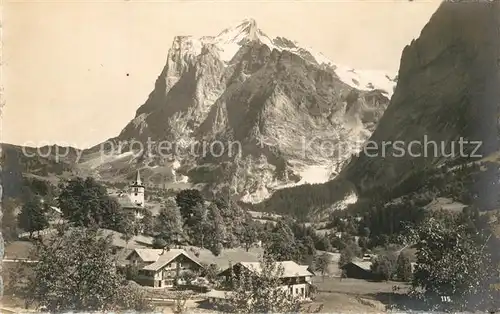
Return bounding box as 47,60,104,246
340,261,377,280
117,170,146,221
424,197,467,213
218,261,314,300
125,248,203,288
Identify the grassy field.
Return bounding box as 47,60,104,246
310,277,411,312
313,277,410,295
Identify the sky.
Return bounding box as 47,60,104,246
2,0,442,149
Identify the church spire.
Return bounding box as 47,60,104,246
134,170,142,186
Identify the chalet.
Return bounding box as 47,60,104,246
126,248,203,288
218,261,314,300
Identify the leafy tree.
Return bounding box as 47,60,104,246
152,236,167,249
119,212,136,246
29,226,152,312
200,263,220,283
155,206,185,247
395,252,413,282
187,203,209,248
315,253,331,280
214,197,250,248
141,210,155,236
175,189,204,223
264,220,300,261
371,251,398,281
411,217,493,310
205,203,227,254
338,246,355,267
18,196,49,237
221,256,301,313
58,177,123,230
316,236,332,252
303,236,317,256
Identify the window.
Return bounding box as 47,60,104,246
301,288,304,297
295,288,298,295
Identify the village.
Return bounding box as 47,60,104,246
2,170,424,313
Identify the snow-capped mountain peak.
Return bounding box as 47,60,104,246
162,18,395,97
215,18,261,44
208,19,396,97
209,18,275,62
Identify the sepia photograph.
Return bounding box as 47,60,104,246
2,0,500,312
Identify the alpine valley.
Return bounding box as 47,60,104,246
4,1,500,222
77,18,396,205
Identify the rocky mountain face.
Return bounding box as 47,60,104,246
80,19,395,202
343,0,500,194
259,0,500,219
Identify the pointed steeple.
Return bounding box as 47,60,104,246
133,170,143,186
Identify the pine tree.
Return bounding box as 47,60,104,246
205,203,227,254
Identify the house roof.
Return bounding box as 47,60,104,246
129,248,165,262
182,246,263,270
299,264,315,275
424,197,467,213
141,249,202,271
133,234,154,246
351,261,372,271
234,261,314,278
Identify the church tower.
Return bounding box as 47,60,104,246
129,170,145,208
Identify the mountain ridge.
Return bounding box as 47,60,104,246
76,18,396,203
256,0,500,220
